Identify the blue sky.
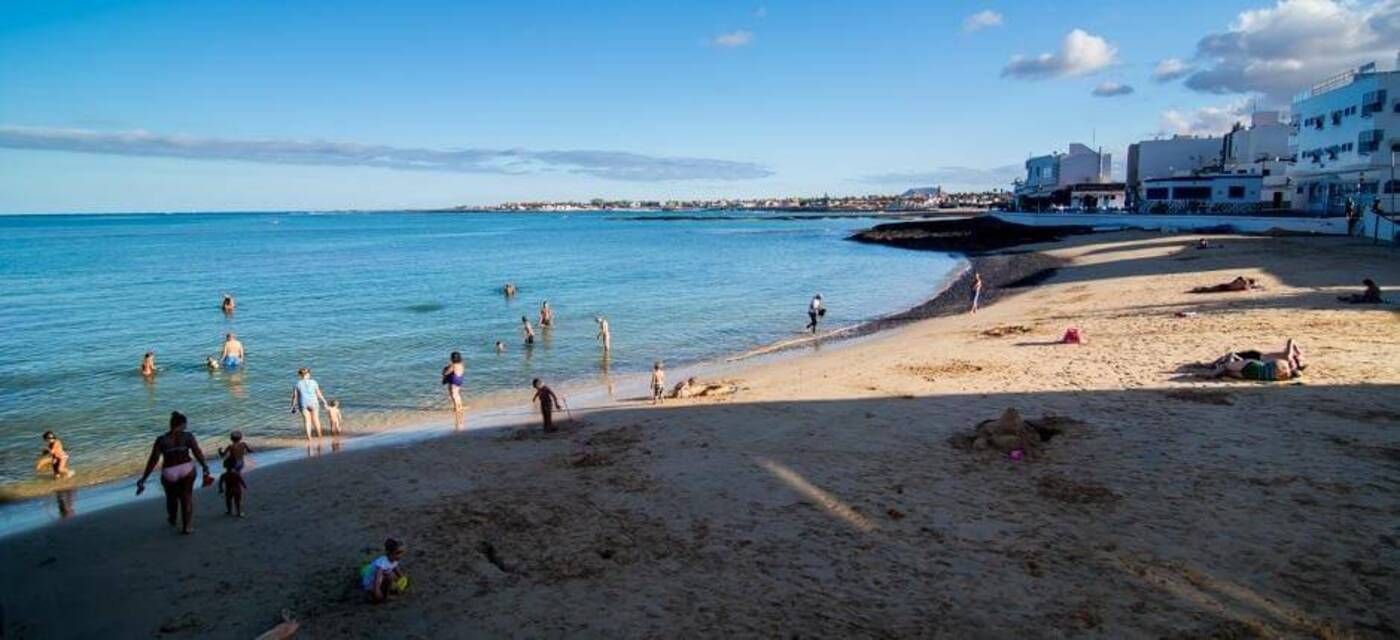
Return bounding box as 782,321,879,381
2,0,1396,212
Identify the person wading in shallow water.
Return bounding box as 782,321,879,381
136,411,212,534
806,294,825,334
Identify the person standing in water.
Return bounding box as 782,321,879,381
970,272,983,314
539,300,554,328
521,316,536,346
806,294,824,334
442,351,466,429
221,294,236,316
290,368,329,440
140,351,158,378
136,411,211,534
220,333,245,368
37,431,74,478
595,316,612,352
531,378,563,432
503,283,517,298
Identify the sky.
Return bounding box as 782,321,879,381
2,0,1398,213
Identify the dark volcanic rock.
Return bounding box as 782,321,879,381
849,215,1093,253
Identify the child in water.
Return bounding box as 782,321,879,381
218,430,253,471
362,538,409,603
218,456,247,517
650,361,666,404
36,431,74,479
326,399,344,436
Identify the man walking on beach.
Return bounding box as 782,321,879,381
806,294,824,334
531,378,563,432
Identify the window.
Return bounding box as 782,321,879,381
1386,180,1400,195
1228,186,1246,199
1144,187,1169,200
1358,129,1384,153
1172,186,1212,200
1362,89,1388,116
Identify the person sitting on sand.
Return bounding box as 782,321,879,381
531,378,563,432
140,351,158,378
218,430,253,472
218,456,247,517
540,300,554,328
1190,276,1259,293
1207,354,1299,382
1338,278,1384,304
36,431,74,479
221,294,236,316
220,333,245,368
650,361,666,404
521,316,536,346
362,538,409,603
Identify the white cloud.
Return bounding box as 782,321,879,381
1177,0,1400,103
1001,29,1117,79
713,30,755,48
963,10,1004,33
1091,81,1135,97
1152,58,1195,82
0,126,775,182
1158,99,1252,136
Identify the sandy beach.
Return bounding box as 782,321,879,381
2,231,1397,638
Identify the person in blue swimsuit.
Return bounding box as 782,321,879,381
442,351,466,430
290,368,328,439
220,333,245,368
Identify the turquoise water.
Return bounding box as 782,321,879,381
0,211,960,497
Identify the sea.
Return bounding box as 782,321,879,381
0,211,962,530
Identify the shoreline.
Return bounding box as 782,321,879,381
0,246,969,536
2,230,1396,637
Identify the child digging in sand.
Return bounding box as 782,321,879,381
361,538,409,603
36,431,74,479
326,399,344,436
218,456,247,517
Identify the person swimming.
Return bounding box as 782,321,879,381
140,351,158,377
503,283,517,298
521,316,536,346
220,333,245,368
221,294,236,316
540,300,554,328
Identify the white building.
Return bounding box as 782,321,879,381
1289,59,1400,215
1126,136,1224,204
1014,143,1113,210
1138,174,1264,214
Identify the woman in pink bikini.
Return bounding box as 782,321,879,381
136,411,212,534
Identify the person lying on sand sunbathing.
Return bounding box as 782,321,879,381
1213,339,1306,372
1191,276,1259,293
1207,354,1299,381
1338,278,1384,304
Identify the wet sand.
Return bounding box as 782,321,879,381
2,231,1397,638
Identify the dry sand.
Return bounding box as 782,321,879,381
2,232,1397,639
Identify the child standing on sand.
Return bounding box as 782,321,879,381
531,378,563,432
326,399,344,436
218,456,247,517
36,431,73,479
362,538,409,603
650,361,666,404
218,430,253,471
